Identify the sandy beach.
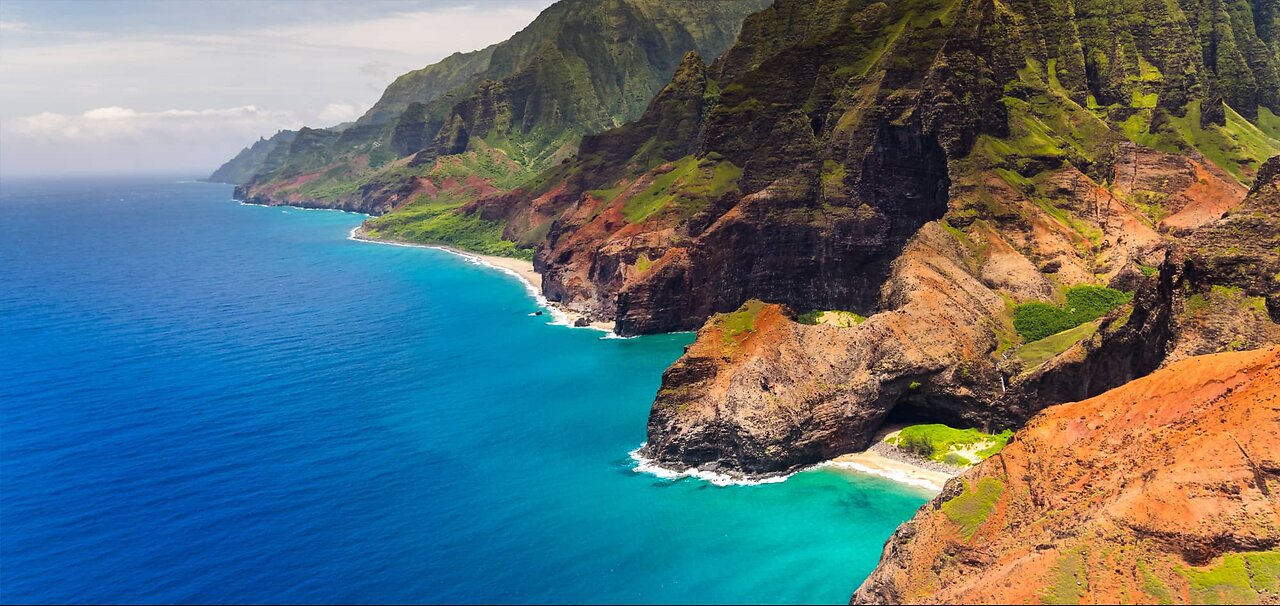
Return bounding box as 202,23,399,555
825,450,958,492
349,227,617,334
822,424,964,492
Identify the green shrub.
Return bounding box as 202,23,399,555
1064,285,1132,320
796,310,823,325
1013,302,1077,341
888,424,1014,465
899,432,936,458
1013,320,1101,370
1013,286,1132,341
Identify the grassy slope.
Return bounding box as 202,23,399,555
888,424,1014,466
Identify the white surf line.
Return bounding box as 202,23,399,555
629,444,946,492
232,194,621,337
813,460,947,492
345,227,620,338
232,196,627,335
235,199,370,216
629,445,790,486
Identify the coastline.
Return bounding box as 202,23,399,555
346,225,618,334
240,196,958,493
630,441,962,493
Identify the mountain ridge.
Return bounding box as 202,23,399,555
211,0,769,216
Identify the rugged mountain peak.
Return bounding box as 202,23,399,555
854,346,1280,605
215,0,768,206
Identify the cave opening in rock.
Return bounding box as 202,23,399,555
880,397,937,427
875,387,983,441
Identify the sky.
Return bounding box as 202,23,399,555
0,0,555,177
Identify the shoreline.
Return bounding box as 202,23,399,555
237,195,959,493
346,225,618,335
824,448,958,492
630,441,962,493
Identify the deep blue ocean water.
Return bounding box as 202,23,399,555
0,177,929,604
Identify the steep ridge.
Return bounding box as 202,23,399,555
300,0,1280,477
208,130,296,185
853,346,1280,605
216,0,768,216
615,0,1280,476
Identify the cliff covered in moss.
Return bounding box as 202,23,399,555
359,0,1269,479
213,0,769,219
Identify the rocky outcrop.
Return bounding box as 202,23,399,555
853,347,1280,605
1185,156,1280,321
642,223,1006,475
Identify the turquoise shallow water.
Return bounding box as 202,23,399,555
0,177,929,604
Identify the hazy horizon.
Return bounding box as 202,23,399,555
0,0,555,178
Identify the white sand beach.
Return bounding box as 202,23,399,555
825,450,958,493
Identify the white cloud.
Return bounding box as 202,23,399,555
318,102,360,125
249,7,542,57
0,1,555,176
8,105,302,143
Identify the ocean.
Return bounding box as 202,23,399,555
0,177,928,604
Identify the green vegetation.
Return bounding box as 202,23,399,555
888,424,1014,466
620,155,742,223
1118,101,1280,183
797,309,866,327
970,58,1116,180
1139,561,1176,605
1184,285,1270,320
1179,550,1280,605
363,196,532,260
1013,286,1132,342
717,300,768,347
1013,320,1101,371
1257,107,1280,141
941,476,1005,540
1042,548,1089,605
633,254,654,274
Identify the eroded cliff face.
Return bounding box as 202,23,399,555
643,224,1006,474
614,0,1280,476
641,152,1280,477
224,0,1280,481
853,347,1280,605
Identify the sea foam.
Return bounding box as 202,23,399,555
629,443,945,491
